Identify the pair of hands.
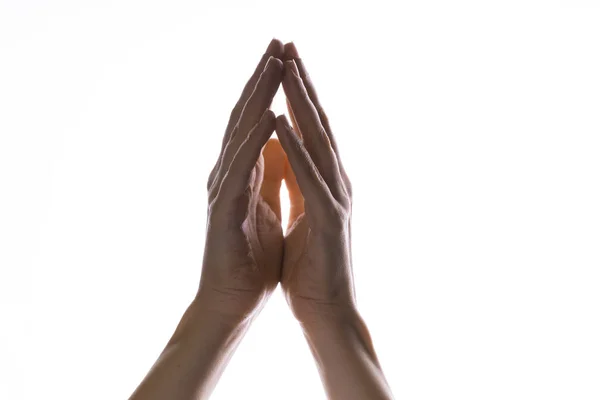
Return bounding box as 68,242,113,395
198,39,355,328
130,39,391,400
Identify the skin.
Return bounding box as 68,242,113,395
276,43,393,400
129,39,393,400
129,39,285,400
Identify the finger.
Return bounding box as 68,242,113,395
210,57,283,201
260,138,286,221
286,98,302,140
283,42,352,198
237,56,284,134
274,115,333,215
216,110,276,207
282,59,346,203
282,100,306,221
208,39,284,189
283,156,305,228
225,56,283,166
228,39,283,131
252,156,264,200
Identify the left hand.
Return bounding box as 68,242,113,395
275,43,356,327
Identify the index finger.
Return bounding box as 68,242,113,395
226,39,284,134
208,39,284,189
237,56,284,135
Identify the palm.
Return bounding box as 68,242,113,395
254,138,352,320
198,41,285,320
283,210,354,319
200,151,284,318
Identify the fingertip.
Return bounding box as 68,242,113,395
265,109,276,120
283,60,301,83
266,38,284,58
256,110,276,135
275,114,291,130
285,59,299,72
264,109,276,127
265,56,284,72
283,42,299,60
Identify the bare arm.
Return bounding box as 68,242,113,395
129,39,285,400
128,300,251,399
301,311,393,400
276,42,394,400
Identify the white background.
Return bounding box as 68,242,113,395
1,1,599,399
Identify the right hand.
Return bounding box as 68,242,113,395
197,40,284,323
275,44,356,327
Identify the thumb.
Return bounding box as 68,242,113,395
260,138,286,221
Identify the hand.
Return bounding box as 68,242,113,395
130,41,393,400
130,40,289,400
274,43,393,400
275,43,355,327
197,39,285,322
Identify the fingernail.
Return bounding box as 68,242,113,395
284,59,300,79
283,42,299,60
263,56,276,72
264,56,283,74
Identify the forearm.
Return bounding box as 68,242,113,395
129,298,250,400
301,310,394,400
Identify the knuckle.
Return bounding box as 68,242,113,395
207,168,224,196
314,201,348,235
316,105,327,121
207,200,225,225
317,126,329,144
344,178,353,199
208,193,249,228
229,104,242,121
339,193,352,211
207,169,217,191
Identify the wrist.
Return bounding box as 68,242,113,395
290,297,359,331
142,298,254,400
298,305,359,335
299,306,379,362
168,298,251,347
195,283,273,327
